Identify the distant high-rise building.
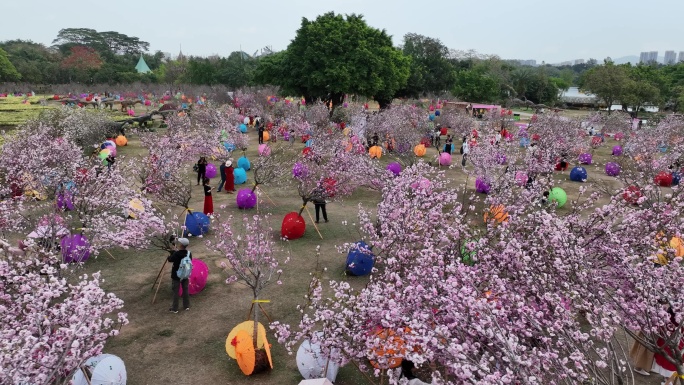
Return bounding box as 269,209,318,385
679,51,684,62
640,51,659,64
517,59,536,66
665,51,677,65
574,59,585,65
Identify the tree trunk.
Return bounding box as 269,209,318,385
376,97,392,110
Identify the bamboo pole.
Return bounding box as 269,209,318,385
304,205,323,239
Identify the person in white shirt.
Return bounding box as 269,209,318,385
461,136,470,170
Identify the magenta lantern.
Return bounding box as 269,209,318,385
439,152,452,166
179,259,209,295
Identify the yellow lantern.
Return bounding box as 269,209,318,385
262,131,270,142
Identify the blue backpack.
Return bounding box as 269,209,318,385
176,251,193,280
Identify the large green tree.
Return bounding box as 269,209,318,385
453,67,499,102
581,61,630,113
399,33,455,97
0,47,21,82
255,12,409,108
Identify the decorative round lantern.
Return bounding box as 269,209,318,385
258,144,271,156
178,259,209,295
346,241,375,276
369,329,407,369
61,234,90,263
296,337,341,382
570,167,588,182
519,137,530,148
413,144,426,157
578,153,592,165
184,211,210,236
622,185,643,205
56,192,74,211
475,178,491,194
654,171,673,187
439,152,451,166
369,146,382,159
292,162,308,179
262,131,270,142
237,156,251,171
614,132,624,141
612,145,623,156
281,212,306,240
239,124,247,133
514,171,528,186
224,142,236,152
71,354,126,385
225,321,272,375
605,162,621,177
532,134,540,141
496,153,507,165
302,147,312,156
205,163,217,179
386,162,402,176
127,198,144,219
434,110,441,116
236,189,257,209
484,205,509,224
115,135,127,146
234,168,247,184
428,114,435,121
440,127,447,136
548,187,567,208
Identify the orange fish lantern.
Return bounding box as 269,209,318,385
369,329,407,369
414,144,426,157
115,135,127,147
262,131,270,142
484,205,509,224
226,321,273,375
369,145,382,159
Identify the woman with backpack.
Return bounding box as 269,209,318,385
168,237,192,313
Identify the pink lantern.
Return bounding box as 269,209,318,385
439,152,452,166
205,163,217,179
614,132,624,141
179,259,209,295
258,144,271,156
515,171,528,186
144,100,151,106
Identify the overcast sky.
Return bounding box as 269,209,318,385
2,0,683,63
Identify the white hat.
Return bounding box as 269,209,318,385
227,160,233,167
177,238,189,246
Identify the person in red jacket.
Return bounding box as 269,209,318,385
224,159,235,194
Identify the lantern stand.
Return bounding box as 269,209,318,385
304,205,324,240
151,259,168,304
246,299,273,323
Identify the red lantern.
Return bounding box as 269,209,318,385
301,134,311,143
420,137,431,147
281,212,306,240
340,122,346,129
322,177,337,198
302,147,312,156
622,186,643,205
472,129,479,139
654,172,673,187
440,127,447,136
532,134,541,141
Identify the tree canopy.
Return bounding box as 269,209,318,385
0,47,21,82
399,33,455,97
255,12,410,108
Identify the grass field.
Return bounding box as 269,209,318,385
2,100,665,384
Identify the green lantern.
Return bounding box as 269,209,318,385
548,187,567,208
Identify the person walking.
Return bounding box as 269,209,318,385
258,121,265,144
289,128,295,146
444,135,453,154
196,156,207,185
202,178,213,216
217,160,227,192
224,159,235,194
168,237,191,313
313,187,328,223
461,136,469,171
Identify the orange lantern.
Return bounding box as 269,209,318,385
670,237,684,258
115,135,127,147
262,131,270,142
369,329,407,369
414,144,427,157
369,145,382,159
484,204,509,224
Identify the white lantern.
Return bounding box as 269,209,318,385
296,338,341,382
72,354,127,385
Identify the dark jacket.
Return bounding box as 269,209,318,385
219,164,227,178
167,249,191,280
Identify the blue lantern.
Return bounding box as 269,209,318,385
345,241,375,276
570,166,588,182
239,124,248,133
234,167,247,184
237,156,251,171
184,211,210,236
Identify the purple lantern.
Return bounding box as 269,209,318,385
57,193,74,211
605,162,621,177
293,162,308,179
612,145,623,156
496,153,507,165
439,152,452,166
282,131,290,141
205,163,217,179
61,234,90,263
236,188,257,209
475,178,491,194
578,153,592,165
386,162,402,176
